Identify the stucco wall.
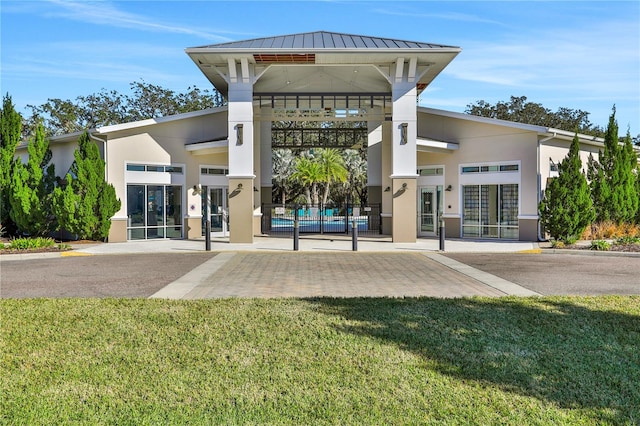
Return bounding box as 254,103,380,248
416,111,538,218
103,111,229,220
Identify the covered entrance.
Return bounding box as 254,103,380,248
185,31,461,243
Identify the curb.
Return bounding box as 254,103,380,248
540,248,640,257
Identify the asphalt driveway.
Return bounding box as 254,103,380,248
444,252,640,295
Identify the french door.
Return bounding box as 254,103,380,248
418,186,442,237
203,187,228,237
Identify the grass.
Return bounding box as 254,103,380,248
1,296,639,425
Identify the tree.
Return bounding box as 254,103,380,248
588,106,637,223
25,80,225,137
272,148,295,204
341,149,367,205
52,131,120,240
618,129,639,223
316,148,348,205
466,95,603,137
8,123,56,236
291,156,324,206
0,94,22,235
539,133,595,242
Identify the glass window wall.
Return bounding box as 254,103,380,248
127,185,183,240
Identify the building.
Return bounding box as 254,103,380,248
26,31,607,243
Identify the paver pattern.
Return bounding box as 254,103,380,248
182,252,504,298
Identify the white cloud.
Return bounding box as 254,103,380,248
447,19,639,100
42,0,249,41
373,8,507,26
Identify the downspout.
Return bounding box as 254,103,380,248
89,131,108,182
537,132,556,241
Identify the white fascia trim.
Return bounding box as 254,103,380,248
185,140,229,152
185,47,462,55
418,106,605,146
416,137,459,151
227,175,256,179
418,106,546,132
97,105,229,134
518,215,539,220
390,174,419,179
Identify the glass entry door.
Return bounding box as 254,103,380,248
418,186,441,236
204,187,228,237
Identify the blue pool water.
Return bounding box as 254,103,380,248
271,217,370,232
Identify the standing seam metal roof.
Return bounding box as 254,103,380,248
191,31,459,50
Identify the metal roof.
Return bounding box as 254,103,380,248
190,31,459,51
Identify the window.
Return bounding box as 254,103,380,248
462,184,519,239
127,185,182,240
127,164,183,174
461,164,518,174
201,167,228,175
418,167,443,176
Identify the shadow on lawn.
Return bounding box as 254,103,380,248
307,297,640,424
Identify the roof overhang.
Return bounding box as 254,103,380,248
186,31,461,98
185,139,229,155
417,137,459,153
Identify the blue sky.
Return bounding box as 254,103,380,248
2,1,638,136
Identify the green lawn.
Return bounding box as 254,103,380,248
2,296,639,425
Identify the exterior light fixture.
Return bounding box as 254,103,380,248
384,186,391,192
402,182,408,190
253,186,259,192
236,183,243,191
400,123,408,144
445,185,452,191
236,123,243,145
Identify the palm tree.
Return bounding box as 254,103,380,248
316,148,348,205
291,156,324,206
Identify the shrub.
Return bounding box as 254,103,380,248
582,221,640,240
6,236,56,250
615,235,640,245
590,240,611,251
550,240,565,249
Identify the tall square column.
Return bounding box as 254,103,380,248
391,66,418,243
227,65,255,243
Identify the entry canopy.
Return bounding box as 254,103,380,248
186,31,461,99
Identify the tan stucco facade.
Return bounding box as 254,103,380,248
23,32,617,245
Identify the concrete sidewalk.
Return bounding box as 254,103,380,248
69,235,540,256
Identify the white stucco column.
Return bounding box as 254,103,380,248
227,60,255,243
390,60,418,243
367,119,384,225
260,117,272,205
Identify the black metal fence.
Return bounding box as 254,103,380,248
261,203,382,236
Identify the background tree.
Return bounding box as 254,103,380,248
8,123,56,236
52,132,120,240
0,94,22,235
341,149,367,205
25,80,224,137
466,95,604,137
271,148,295,204
539,133,595,242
